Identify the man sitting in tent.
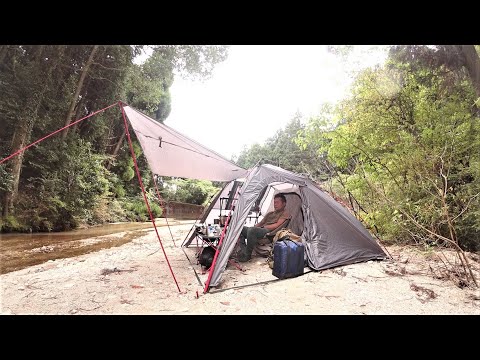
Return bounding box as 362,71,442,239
237,193,291,262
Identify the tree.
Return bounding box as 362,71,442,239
1,45,229,230
300,52,479,287
159,178,219,206
389,45,480,100
235,112,329,180
0,46,68,216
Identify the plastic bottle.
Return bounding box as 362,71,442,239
208,225,215,236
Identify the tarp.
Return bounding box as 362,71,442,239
123,106,248,182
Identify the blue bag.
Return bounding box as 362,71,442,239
272,238,304,279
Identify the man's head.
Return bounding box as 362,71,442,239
273,193,287,212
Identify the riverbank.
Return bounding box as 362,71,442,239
1,223,479,315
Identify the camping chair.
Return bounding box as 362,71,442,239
253,218,291,257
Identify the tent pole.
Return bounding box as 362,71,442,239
119,101,182,293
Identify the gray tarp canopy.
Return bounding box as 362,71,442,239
123,106,248,182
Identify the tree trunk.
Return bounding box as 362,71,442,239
106,131,126,170
460,45,480,99
62,45,99,140
2,118,30,217
71,98,84,134
2,46,66,217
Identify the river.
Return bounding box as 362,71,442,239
0,219,196,274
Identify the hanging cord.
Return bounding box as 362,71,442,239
0,102,118,165
152,174,176,247
203,166,256,293
119,101,182,293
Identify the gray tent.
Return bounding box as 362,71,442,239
207,164,387,289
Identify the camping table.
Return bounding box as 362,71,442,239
194,231,222,256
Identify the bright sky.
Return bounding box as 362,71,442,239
166,45,388,160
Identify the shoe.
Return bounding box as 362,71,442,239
230,237,246,260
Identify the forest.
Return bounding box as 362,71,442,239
0,45,226,231
1,45,479,259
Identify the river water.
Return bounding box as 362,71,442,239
0,219,195,274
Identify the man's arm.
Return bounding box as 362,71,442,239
255,217,266,228
262,217,288,232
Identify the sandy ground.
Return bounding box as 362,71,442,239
1,222,479,315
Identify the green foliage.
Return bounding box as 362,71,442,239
19,137,112,230
113,184,126,198
123,197,163,221
124,45,228,119
235,112,330,180
159,178,219,206
112,141,142,184
0,215,26,232
0,164,11,192
122,167,135,182
301,49,480,251
0,45,230,232
124,60,172,120
151,45,230,80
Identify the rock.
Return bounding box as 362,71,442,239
473,291,480,301
18,286,25,291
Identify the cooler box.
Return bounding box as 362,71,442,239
272,239,304,279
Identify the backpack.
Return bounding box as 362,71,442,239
266,229,301,269
198,246,216,268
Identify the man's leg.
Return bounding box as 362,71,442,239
238,226,248,253
238,227,269,262
230,227,248,260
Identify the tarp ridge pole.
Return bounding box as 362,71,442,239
0,102,118,165
152,174,176,247
119,101,182,293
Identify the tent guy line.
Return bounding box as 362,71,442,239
209,269,315,294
